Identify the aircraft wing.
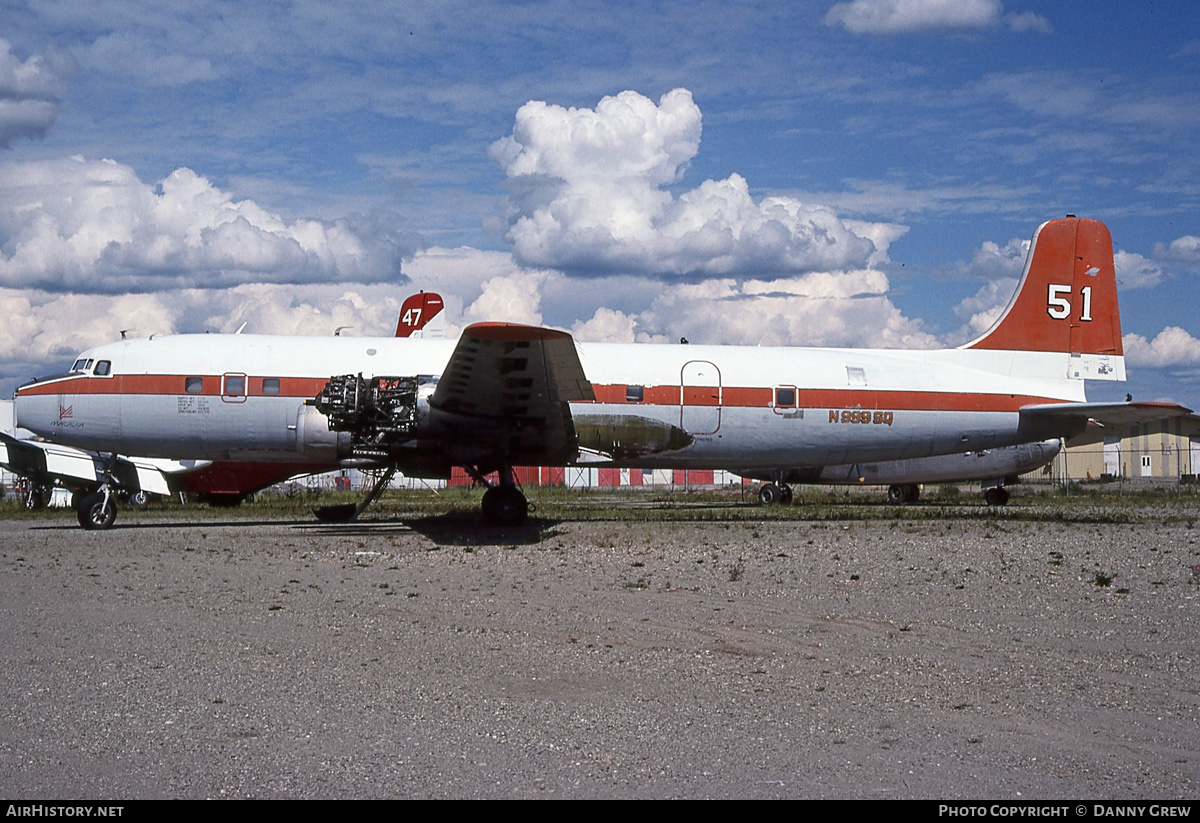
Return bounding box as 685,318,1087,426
428,323,595,468
1019,401,1193,440
0,433,174,496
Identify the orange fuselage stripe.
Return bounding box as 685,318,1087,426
19,373,1060,414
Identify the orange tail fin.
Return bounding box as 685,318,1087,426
395,291,446,338
967,216,1123,358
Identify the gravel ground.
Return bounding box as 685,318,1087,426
0,506,1198,798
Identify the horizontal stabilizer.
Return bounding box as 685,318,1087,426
1020,400,1192,431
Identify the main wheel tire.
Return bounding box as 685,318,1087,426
984,487,1011,506
779,484,794,504
887,484,905,504
76,491,117,530
482,486,528,526
25,485,51,510
903,484,920,503
758,483,782,505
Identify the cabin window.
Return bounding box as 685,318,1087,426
626,385,644,403
94,360,111,376
223,375,246,397
185,376,204,394
775,387,796,407
261,377,280,396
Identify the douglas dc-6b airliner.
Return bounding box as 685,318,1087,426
12,216,1189,528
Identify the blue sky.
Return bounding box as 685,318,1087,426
1,0,1198,408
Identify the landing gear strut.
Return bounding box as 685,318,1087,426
25,484,52,510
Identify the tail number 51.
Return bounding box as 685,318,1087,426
1047,284,1092,322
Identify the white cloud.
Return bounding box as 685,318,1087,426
1153,235,1200,264
491,89,899,278
825,0,1048,35
1113,250,1167,290
0,40,68,148
463,270,548,327
568,270,936,350
0,157,415,293
965,236,1030,279
951,278,1018,341
1123,327,1200,369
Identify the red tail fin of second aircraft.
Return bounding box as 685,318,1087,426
395,291,446,338
966,217,1123,358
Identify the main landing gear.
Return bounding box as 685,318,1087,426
887,483,920,504
758,482,794,505
472,466,528,526
983,486,1011,506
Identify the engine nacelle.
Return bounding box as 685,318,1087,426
296,406,353,462
310,374,423,459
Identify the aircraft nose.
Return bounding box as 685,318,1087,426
14,379,61,438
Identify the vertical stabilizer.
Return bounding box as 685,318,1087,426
395,291,446,338
965,217,1124,380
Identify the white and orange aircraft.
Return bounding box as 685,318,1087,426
12,216,1189,528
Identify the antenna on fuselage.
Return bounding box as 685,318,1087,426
119,329,137,339
334,326,352,336
234,322,248,334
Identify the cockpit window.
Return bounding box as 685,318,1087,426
72,359,87,372
94,360,111,376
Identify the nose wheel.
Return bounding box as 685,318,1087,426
76,490,117,530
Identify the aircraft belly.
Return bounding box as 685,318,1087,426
571,404,1025,471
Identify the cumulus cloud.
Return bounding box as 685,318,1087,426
951,278,1019,341
825,0,1049,35
0,156,416,293
1153,235,1200,264
0,40,68,148
964,236,1030,280
1113,250,1167,290
570,270,936,350
1123,327,1200,369
491,89,901,278
463,269,549,327
0,288,178,384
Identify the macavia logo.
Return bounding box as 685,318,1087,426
58,404,72,420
